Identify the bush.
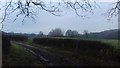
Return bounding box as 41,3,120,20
33,37,113,52
8,35,28,42
2,33,28,54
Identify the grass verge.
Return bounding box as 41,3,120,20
2,41,43,66
100,40,120,49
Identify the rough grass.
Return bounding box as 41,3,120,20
25,39,33,45
2,42,43,66
100,40,120,49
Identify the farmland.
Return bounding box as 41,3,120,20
1,0,120,66
2,33,120,66
100,40,120,49
11,39,120,65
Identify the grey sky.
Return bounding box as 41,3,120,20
2,2,118,34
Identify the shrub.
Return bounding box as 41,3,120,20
33,37,113,51
9,35,28,42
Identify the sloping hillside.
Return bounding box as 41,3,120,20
88,29,120,39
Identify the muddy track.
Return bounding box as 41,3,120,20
14,42,82,66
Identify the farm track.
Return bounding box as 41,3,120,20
14,42,83,66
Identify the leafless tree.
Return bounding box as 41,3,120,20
83,30,88,38
105,0,120,22
65,29,72,36
38,31,43,36
0,0,98,26
48,28,64,37
0,0,119,27
65,29,79,37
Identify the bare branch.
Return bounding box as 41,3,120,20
13,12,22,23
105,0,119,22
1,0,12,24
22,15,27,25
1,0,97,25
33,2,61,16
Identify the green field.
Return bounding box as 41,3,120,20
26,38,120,49
3,38,119,66
24,38,120,66
100,39,120,49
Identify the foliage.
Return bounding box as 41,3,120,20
33,37,115,56
31,39,120,66
8,34,28,41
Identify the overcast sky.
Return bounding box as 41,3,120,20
1,1,118,34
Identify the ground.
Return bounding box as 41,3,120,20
2,39,120,66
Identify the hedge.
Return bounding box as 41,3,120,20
33,37,114,53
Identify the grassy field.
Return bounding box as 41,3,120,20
26,38,120,54
25,39,33,45
25,38,120,66
2,41,43,66
100,39,120,49
4,38,118,66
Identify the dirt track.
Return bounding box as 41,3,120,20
15,42,83,66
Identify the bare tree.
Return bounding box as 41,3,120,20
0,0,98,25
105,0,120,22
65,29,72,36
48,28,64,37
38,31,43,36
83,30,88,38
0,0,119,27
65,29,79,37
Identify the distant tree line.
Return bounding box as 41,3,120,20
4,28,120,40
2,31,28,54
65,29,79,37
3,32,28,41
48,28,88,38
4,28,88,38
48,28,64,37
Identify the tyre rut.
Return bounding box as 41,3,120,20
15,42,80,66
